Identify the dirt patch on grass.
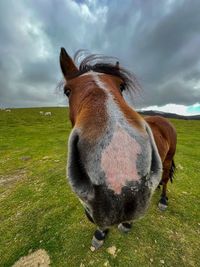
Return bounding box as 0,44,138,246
0,177,18,185
20,155,32,161
0,170,27,200
12,249,50,267
0,170,27,186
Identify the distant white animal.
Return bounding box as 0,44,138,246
45,112,51,116
5,109,11,112
40,111,43,115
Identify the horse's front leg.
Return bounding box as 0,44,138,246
91,228,109,249
158,159,173,211
158,182,168,210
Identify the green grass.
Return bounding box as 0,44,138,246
0,107,200,267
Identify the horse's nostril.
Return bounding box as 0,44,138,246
67,131,94,200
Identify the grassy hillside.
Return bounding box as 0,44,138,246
0,107,200,266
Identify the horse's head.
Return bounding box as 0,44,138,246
60,47,162,212
60,48,142,131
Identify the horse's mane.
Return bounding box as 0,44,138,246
58,50,143,106
72,51,142,98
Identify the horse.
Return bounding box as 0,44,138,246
59,47,177,248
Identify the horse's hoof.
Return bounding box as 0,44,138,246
91,236,104,249
91,229,108,249
118,222,132,233
158,197,168,211
158,202,168,211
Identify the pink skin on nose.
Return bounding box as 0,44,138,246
101,126,141,194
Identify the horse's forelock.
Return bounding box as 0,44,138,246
70,51,143,105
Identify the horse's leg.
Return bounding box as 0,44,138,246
157,180,163,189
158,181,168,210
84,208,94,223
118,222,132,233
158,160,172,211
91,227,109,249
85,208,109,249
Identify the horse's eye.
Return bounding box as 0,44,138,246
64,87,71,97
119,83,125,92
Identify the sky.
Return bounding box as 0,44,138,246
0,0,200,115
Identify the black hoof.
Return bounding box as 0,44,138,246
158,202,168,211
91,229,108,249
118,222,132,233
158,197,168,211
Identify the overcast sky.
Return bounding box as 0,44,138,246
0,0,200,114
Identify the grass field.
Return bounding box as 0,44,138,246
0,107,200,267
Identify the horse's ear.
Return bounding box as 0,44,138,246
116,61,119,69
60,47,78,80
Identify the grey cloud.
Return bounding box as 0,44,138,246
184,70,200,82
20,59,58,85
144,81,200,107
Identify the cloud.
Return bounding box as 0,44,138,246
0,0,200,113
140,103,200,116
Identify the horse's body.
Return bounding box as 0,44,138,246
59,48,177,248
144,116,177,210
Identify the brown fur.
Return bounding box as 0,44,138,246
66,74,108,142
